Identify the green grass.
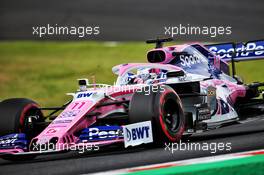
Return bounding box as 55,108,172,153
0,41,263,107
126,154,264,175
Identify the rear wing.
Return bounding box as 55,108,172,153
205,40,264,62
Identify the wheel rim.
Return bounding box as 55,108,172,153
22,107,44,139
163,98,180,133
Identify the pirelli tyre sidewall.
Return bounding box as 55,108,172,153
129,85,185,144
0,98,44,137
155,86,185,142
0,98,44,161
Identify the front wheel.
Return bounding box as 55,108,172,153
128,85,185,144
0,98,44,161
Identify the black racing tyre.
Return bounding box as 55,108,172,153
128,85,185,144
0,98,44,161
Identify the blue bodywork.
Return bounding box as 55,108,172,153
0,133,28,150
78,126,123,143
206,40,264,62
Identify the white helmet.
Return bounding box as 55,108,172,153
136,68,150,81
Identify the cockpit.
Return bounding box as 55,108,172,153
112,63,183,86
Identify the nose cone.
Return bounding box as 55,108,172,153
30,136,59,152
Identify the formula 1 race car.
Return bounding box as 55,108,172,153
0,38,263,161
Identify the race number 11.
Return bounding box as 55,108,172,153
71,102,86,110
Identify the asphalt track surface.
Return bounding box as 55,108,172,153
0,0,264,174
1,0,264,41
1,115,264,175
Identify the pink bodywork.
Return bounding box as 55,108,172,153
201,79,246,104
147,43,246,103
112,63,183,76
1,43,248,155
32,91,131,151
30,63,185,151
0,148,24,154
10,64,247,154
147,43,229,70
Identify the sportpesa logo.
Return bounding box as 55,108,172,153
88,127,121,140
179,55,202,68
208,41,264,60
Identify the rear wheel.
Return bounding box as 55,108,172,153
0,98,44,161
129,85,185,144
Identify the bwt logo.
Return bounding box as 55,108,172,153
77,92,93,98
124,121,153,147
126,126,150,141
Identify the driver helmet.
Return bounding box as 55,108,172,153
136,68,151,81
123,72,136,85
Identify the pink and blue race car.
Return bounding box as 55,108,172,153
0,38,263,160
